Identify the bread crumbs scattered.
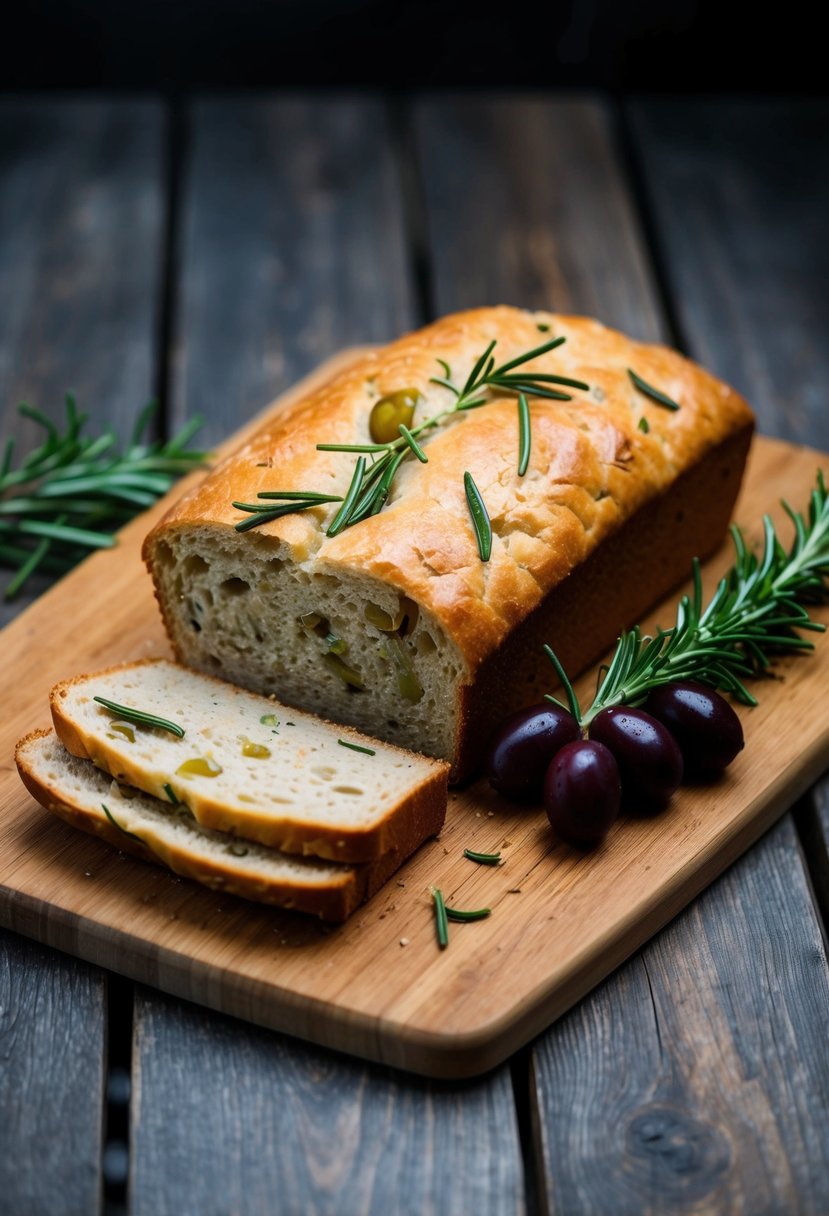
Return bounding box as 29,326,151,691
508,888,522,894
443,847,449,855
396,880,406,887
84,871,92,877
487,811,495,817
502,839,513,847
399,938,410,946
379,913,386,920
475,811,482,818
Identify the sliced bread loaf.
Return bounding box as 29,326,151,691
49,659,448,862
15,729,416,921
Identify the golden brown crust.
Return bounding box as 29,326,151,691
47,658,449,863
14,727,427,921
145,307,754,672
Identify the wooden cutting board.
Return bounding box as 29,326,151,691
1,353,828,1078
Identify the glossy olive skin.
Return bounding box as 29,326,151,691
588,706,683,813
369,388,420,444
646,681,744,777
544,740,621,849
486,703,581,802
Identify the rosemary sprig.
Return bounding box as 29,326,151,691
238,334,584,540
464,472,492,562
628,369,681,412
232,491,343,534
93,696,186,738
0,396,208,598
431,887,449,950
463,848,502,865
337,739,376,756
544,472,829,724
101,803,145,844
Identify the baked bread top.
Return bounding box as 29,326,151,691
149,307,754,670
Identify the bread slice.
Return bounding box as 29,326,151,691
143,307,754,780
15,729,421,921
50,659,448,863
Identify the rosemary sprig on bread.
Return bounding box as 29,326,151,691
233,334,588,538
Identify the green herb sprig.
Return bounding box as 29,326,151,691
93,696,186,738
0,396,208,599
544,472,829,724
238,335,586,538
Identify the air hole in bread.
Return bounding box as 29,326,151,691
219,577,252,597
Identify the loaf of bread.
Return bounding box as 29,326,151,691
49,659,448,863
144,307,754,779
15,730,409,920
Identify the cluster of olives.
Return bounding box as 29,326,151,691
485,682,745,849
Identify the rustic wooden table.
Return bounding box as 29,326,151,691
1,94,828,1216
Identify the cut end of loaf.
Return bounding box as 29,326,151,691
147,526,467,764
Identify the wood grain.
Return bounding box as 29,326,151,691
0,98,165,621
131,987,525,1216
0,929,106,1215
627,98,829,446
171,97,417,444
531,814,829,1214
413,96,664,340
0,360,825,1076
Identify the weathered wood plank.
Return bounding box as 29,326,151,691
413,95,665,340
172,97,417,444
413,95,829,1210
0,98,164,436
626,98,829,446
628,98,829,960
132,94,523,1212
531,817,829,1215
0,98,165,620
131,989,525,1216
0,930,106,1215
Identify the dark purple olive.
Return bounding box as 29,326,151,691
588,706,683,813
645,681,744,777
486,703,581,802
544,740,621,849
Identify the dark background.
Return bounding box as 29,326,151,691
2,0,822,92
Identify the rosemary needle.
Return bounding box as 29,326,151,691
101,803,144,844
162,783,179,805
93,696,185,738
337,739,376,756
628,369,681,412
445,906,491,922
431,887,449,949
517,393,531,477
463,848,502,865
464,471,492,562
